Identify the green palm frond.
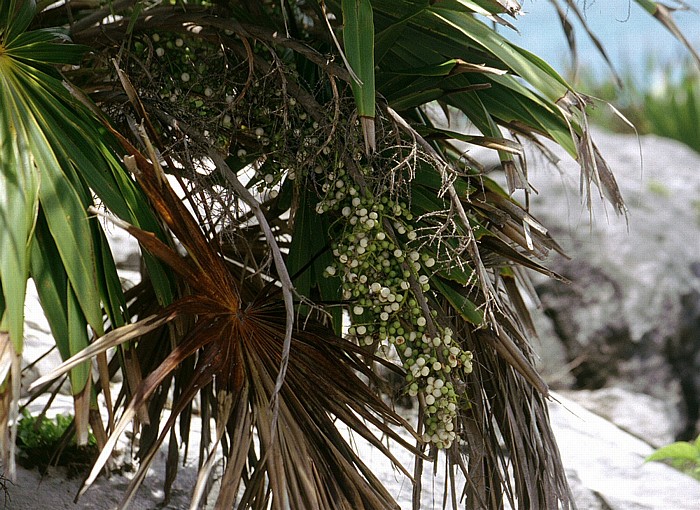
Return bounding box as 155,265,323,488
0,0,174,466
343,0,377,153
0,0,43,355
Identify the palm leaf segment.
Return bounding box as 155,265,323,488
21,0,691,508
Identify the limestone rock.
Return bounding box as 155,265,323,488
559,387,682,449
550,391,700,510
525,130,700,439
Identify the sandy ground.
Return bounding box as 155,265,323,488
8,392,700,510
4,393,454,510
4,393,203,510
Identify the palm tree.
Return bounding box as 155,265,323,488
1,0,695,508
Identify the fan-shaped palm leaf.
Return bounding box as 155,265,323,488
32,130,424,509
0,0,173,472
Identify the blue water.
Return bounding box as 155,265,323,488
495,0,700,83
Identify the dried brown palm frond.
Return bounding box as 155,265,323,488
363,107,575,509
32,126,424,509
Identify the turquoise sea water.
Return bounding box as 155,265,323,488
495,0,700,82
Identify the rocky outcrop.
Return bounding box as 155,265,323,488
526,130,700,440
550,391,700,510
559,387,682,448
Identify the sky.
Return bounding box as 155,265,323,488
499,0,700,82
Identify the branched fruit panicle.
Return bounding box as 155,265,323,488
319,168,473,449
